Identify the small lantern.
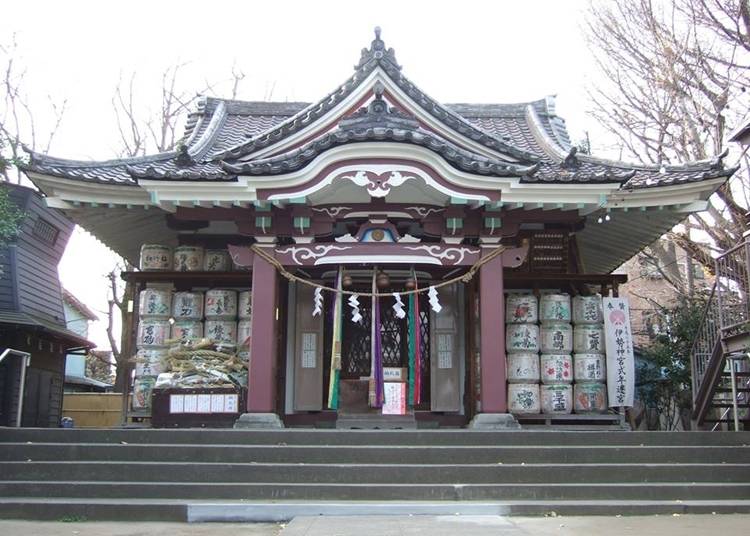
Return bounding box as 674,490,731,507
342,272,353,288
376,270,390,289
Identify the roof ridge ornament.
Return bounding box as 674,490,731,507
175,144,195,167
339,83,419,131
354,26,401,72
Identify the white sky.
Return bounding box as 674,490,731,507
2,0,608,351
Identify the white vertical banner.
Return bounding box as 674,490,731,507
603,297,635,408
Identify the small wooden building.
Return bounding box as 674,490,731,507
21,30,737,428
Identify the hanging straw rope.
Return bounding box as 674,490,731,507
250,243,507,297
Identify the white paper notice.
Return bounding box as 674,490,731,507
301,332,317,369
437,333,453,369
224,394,239,413
183,394,198,413
382,382,406,415
603,297,635,408
169,394,184,414
211,394,225,413
196,394,212,413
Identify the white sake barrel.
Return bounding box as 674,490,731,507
574,382,608,413
506,353,540,383
573,295,603,325
540,323,573,353
541,384,573,414
573,325,605,353
574,353,607,382
171,320,203,343
205,289,238,319
132,376,156,410
138,288,172,319
237,319,252,348
506,323,540,353
137,319,170,347
540,354,573,384
238,290,253,319
204,249,231,271
205,319,237,345
539,293,571,323
135,348,166,377
238,349,250,363
507,383,540,414
505,293,538,324
172,291,204,320
139,244,172,271
173,245,204,272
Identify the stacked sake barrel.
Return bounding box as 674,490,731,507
539,294,574,415
133,287,172,411
204,290,239,348
237,291,252,367
505,294,541,414
572,295,608,413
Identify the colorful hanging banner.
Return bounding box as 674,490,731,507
603,297,635,408
371,269,385,408
408,291,416,406
327,267,343,409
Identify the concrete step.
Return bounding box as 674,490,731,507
2,428,750,447
2,461,748,484
2,481,749,501
2,443,747,464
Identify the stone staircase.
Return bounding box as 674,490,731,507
0,428,749,521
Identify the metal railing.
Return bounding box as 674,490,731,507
690,282,720,401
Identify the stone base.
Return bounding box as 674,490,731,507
467,413,521,430
233,413,285,429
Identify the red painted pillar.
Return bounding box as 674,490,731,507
479,251,507,412
247,251,279,412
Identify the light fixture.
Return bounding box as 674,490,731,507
605,213,611,222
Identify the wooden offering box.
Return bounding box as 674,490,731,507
151,387,245,428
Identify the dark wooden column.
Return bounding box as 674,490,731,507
479,252,506,412
247,251,279,413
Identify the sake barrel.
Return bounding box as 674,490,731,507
171,320,203,343
540,353,573,384
540,323,573,353
574,353,607,382
238,290,253,319
573,325,605,353
506,323,540,353
205,319,237,345
237,319,252,348
539,293,571,323
507,383,540,414
135,348,166,377
506,353,540,383
238,349,250,364
138,288,172,319
573,295,603,325
136,319,170,347
205,289,238,319
204,249,231,272
574,382,608,413
172,291,204,320
173,245,204,272
505,293,538,324
541,384,573,414
139,244,172,271
132,376,156,410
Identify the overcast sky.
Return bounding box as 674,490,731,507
2,0,607,351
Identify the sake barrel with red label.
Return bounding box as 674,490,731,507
574,353,607,382
540,353,573,384
541,384,573,414
574,382,608,413
539,293,571,323
138,288,172,319
132,376,156,410
238,290,253,320
237,319,252,348
171,320,203,343
506,353,540,383
204,249,231,272
136,319,170,347
139,244,172,271
172,291,204,320
572,295,603,324
507,383,540,414
173,246,204,272
573,325,605,353
135,348,167,377
505,293,538,324
540,323,572,353
506,323,540,353
204,319,237,345
205,289,238,319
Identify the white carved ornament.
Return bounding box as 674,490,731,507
276,244,353,265
403,245,479,265
337,170,417,197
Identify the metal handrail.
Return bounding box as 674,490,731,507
711,374,750,431
689,281,719,400
0,348,31,427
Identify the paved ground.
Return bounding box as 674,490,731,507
2,514,750,535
